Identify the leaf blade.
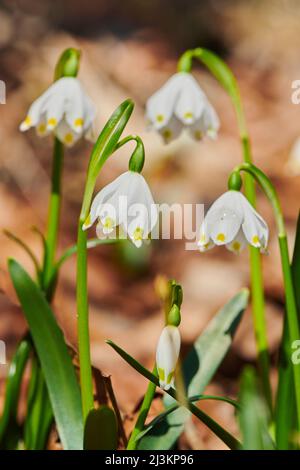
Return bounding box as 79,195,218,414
8,259,83,450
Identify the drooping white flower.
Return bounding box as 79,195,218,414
83,171,158,247
146,72,219,143
198,190,269,254
20,77,96,146
286,136,300,175
156,325,181,391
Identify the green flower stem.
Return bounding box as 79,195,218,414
76,100,135,420
43,138,64,288
234,163,300,428
76,223,94,420
126,368,157,450
178,48,271,413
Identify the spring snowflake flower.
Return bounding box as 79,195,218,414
156,325,181,391
146,72,219,143
198,190,269,254
83,171,158,247
20,77,96,146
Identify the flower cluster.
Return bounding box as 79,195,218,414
198,190,269,254
146,72,219,143
20,77,96,146
83,171,158,248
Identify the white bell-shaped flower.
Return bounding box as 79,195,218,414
156,325,181,391
146,72,219,143
198,190,269,254
83,171,158,247
20,77,96,146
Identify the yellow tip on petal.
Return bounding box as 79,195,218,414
133,227,144,241
24,115,32,125
20,115,32,130
184,111,193,120
37,123,47,135
162,128,172,141
199,233,207,244
47,117,58,128
74,117,84,128
194,130,203,140
232,241,241,252
252,235,260,246
156,114,165,123
217,233,226,242
64,133,74,145
158,367,165,382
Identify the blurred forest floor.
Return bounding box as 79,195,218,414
1,0,300,449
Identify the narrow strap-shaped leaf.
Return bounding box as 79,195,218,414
106,340,241,450
139,289,249,449
239,367,275,450
0,337,31,449
56,238,118,270
135,394,240,442
4,230,41,277
8,259,83,450
24,356,53,450
275,211,300,448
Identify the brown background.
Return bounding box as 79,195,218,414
0,0,300,449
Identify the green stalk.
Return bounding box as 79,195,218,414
178,48,271,413
43,138,64,288
76,223,94,420
233,163,300,429
127,369,157,449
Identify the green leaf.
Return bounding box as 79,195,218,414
106,340,241,450
275,211,300,449
139,288,249,449
55,238,118,270
135,394,240,442
0,337,31,449
239,367,275,450
4,230,41,279
84,407,118,450
8,259,83,450
24,356,53,450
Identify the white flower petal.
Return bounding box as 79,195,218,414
239,193,269,249
146,73,184,129
174,73,206,124
122,172,158,244
156,326,181,391
226,228,247,254
20,92,51,131
83,172,131,230
55,120,80,147
158,117,183,143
